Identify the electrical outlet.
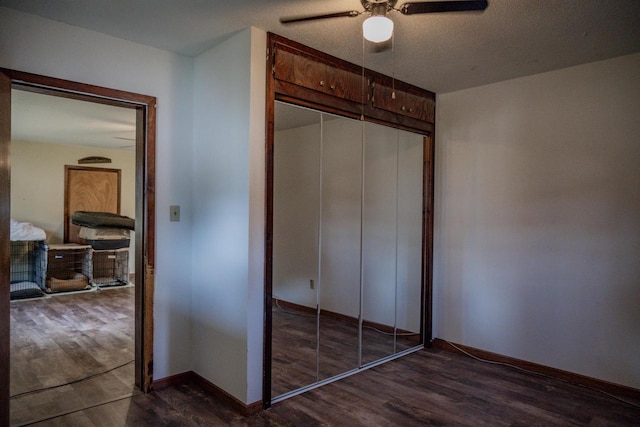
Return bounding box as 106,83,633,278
310,279,315,290
170,205,180,222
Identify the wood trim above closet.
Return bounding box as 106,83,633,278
268,33,435,135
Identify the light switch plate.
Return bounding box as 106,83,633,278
170,205,180,222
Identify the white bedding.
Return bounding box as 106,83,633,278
10,219,47,241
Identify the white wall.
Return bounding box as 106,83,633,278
10,140,136,272
434,53,640,388
246,27,267,405
10,140,135,242
1,7,195,380
191,27,266,405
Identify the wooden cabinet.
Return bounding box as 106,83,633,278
371,82,435,123
270,33,435,134
274,45,363,103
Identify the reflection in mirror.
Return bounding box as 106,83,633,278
271,101,425,401
272,102,321,397
360,124,425,363
318,114,362,380
361,122,399,365
395,130,424,353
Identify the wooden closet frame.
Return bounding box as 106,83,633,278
0,68,156,425
263,33,436,408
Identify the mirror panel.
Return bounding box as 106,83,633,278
317,113,362,380
272,102,322,396
271,102,425,400
361,122,399,365
395,130,425,352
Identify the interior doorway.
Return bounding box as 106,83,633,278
0,69,156,426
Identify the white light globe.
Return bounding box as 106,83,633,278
363,16,394,43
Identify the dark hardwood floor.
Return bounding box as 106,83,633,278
10,286,135,426
10,288,639,426
21,348,640,426
271,303,421,397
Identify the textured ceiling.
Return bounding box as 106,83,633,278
1,0,639,94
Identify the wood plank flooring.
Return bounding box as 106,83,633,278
271,303,420,397
10,288,640,425
21,348,640,426
10,286,135,426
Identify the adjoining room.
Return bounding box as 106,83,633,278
9,90,137,425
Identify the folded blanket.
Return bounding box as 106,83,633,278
10,219,47,241
71,211,135,230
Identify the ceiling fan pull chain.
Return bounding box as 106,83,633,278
361,33,366,121
392,30,396,100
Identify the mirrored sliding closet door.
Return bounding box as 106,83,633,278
271,101,425,400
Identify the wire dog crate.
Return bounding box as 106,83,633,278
10,241,47,300
45,244,92,293
91,248,129,287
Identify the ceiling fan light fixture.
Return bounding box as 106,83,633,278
363,15,394,43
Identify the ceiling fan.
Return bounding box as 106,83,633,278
281,0,488,43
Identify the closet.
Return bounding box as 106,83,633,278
265,33,435,405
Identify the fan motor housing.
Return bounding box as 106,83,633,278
361,0,398,13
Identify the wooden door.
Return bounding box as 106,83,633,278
64,166,121,243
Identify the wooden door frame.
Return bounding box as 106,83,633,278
0,71,11,427
64,165,123,243
0,68,156,424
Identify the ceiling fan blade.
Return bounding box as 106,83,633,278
399,0,488,15
280,10,361,24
